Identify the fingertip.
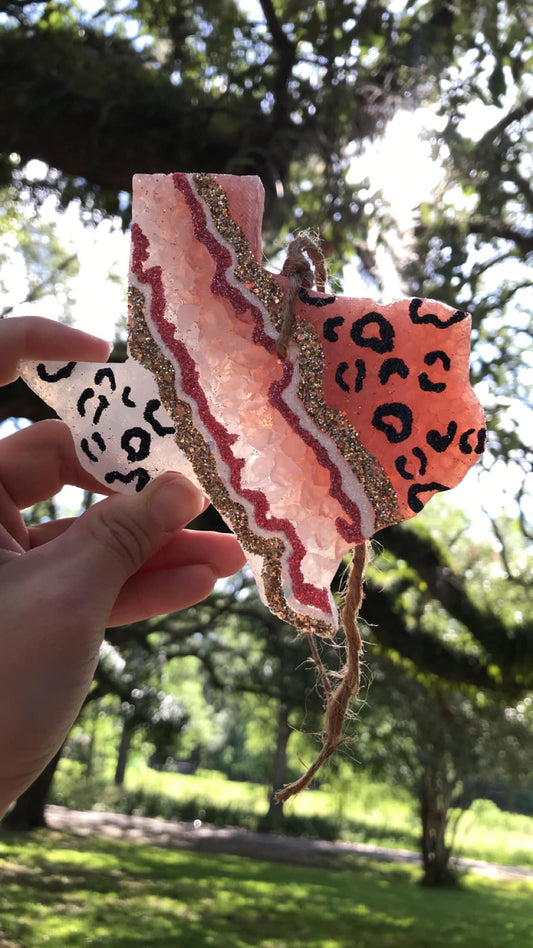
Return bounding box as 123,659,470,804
2,316,113,387
108,562,219,626
211,538,247,577
148,472,205,532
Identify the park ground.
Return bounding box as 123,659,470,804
1,803,533,947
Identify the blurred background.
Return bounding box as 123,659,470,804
0,1,532,945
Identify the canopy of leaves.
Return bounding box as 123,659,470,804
0,1,529,258
0,0,531,694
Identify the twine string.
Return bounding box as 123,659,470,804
277,232,327,360
275,543,369,803
274,233,367,803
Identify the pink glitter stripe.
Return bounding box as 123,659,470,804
177,174,364,544
131,207,330,614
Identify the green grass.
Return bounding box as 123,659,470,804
51,762,533,868
52,762,424,848
123,766,533,867
1,831,532,947
453,799,533,867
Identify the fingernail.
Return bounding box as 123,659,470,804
150,472,205,532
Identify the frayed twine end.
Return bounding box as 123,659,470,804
275,541,369,804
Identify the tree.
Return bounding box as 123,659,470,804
1,0,531,690
358,654,533,886
114,574,333,810
403,50,533,537
1,0,532,823
0,2,529,263
0,181,79,320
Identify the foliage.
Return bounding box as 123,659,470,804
0,179,79,319
48,762,533,871
1,0,532,873
400,3,533,526
356,651,533,884
1,831,533,948
100,572,342,793
1,0,531,692
0,1,530,271
362,505,533,694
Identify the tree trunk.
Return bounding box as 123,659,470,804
419,782,455,886
114,721,131,787
1,748,63,831
266,701,291,824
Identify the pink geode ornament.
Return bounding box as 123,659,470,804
21,172,485,635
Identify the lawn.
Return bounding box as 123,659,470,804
117,765,533,867
1,830,532,947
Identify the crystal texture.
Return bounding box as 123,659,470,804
20,173,486,634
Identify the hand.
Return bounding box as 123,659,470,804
0,317,245,814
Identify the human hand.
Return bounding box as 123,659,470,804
0,317,245,814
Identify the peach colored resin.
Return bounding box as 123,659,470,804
21,172,485,634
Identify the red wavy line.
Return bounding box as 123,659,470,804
175,175,364,545
131,197,330,614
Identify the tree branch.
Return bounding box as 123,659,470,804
477,96,533,150
485,512,530,585
0,27,270,196
363,581,500,693
378,526,533,689
1,253,78,319
258,0,298,133
468,220,533,255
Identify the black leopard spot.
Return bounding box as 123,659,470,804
335,362,350,392
121,427,151,462
395,455,415,481
354,359,366,393
372,402,413,443
299,287,336,307
427,421,457,453
418,373,446,393
424,350,451,371
409,298,467,328
144,399,175,437
77,388,95,417
379,358,409,385
459,428,475,454
412,446,428,476
418,349,450,393
122,386,137,408
93,395,109,425
80,438,98,463
37,362,77,382
351,312,395,353
323,316,344,342
105,469,150,492
94,367,117,391
408,482,450,513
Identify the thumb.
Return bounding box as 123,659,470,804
57,472,205,620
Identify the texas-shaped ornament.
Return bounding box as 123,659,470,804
21,173,486,635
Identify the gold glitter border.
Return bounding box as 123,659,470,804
128,283,333,636
295,321,401,530
192,173,401,532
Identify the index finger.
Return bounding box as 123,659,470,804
1,316,112,387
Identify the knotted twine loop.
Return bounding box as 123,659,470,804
277,231,327,360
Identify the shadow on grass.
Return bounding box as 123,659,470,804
54,787,418,851
1,830,532,948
